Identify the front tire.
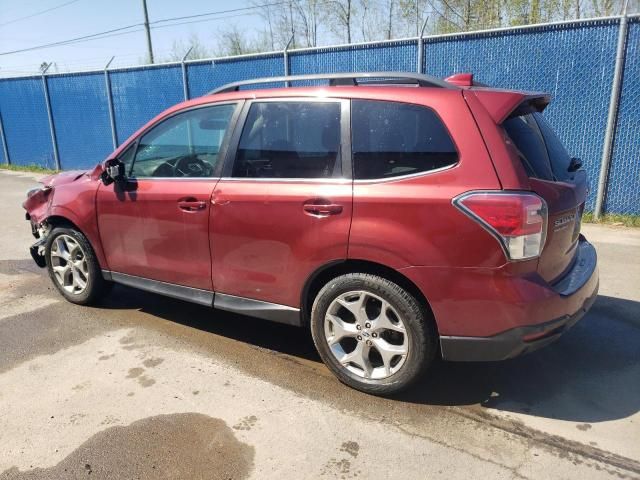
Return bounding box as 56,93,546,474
310,273,437,395
45,227,110,305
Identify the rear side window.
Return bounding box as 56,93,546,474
502,112,572,181
351,100,458,180
233,101,342,179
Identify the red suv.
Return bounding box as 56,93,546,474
24,72,598,394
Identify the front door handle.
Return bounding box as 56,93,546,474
178,198,207,212
303,202,343,217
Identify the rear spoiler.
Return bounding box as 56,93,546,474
465,89,551,124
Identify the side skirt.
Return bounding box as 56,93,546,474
214,292,301,327
102,270,302,327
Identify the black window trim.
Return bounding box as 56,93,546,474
116,100,245,181
349,98,460,183
220,97,352,182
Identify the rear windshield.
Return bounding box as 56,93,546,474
502,112,572,181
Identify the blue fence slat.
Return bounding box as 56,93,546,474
424,21,619,210
605,20,640,215
186,61,215,98
213,55,285,90
290,40,417,78
0,78,54,168
110,66,184,145
48,73,114,169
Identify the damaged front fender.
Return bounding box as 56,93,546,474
28,221,51,268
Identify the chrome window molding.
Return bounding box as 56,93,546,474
353,162,459,184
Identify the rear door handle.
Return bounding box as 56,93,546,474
178,198,207,212
303,203,343,216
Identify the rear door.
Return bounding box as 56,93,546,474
210,98,352,308
502,111,588,282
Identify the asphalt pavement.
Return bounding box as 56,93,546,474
1,169,639,479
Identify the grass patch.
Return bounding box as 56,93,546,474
0,163,58,174
583,212,640,228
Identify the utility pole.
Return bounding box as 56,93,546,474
142,0,154,64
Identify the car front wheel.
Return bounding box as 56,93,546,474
45,227,110,305
310,273,437,395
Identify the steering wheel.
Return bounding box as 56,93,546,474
174,155,212,177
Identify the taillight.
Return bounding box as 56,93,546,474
454,191,547,261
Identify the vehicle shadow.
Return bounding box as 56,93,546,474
99,287,640,424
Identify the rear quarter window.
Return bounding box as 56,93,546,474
351,100,458,180
502,112,572,182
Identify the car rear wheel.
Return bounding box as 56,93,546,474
311,273,437,395
45,227,111,305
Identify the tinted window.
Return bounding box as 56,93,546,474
233,102,342,179
533,112,572,181
117,142,136,173
351,100,458,180
502,114,555,181
130,104,235,178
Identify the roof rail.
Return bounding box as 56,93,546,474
207,71,455,95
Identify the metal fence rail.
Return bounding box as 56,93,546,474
0,15,638,215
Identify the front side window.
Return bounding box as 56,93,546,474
129,103,235,178
351,100,458,180
232,101,342,179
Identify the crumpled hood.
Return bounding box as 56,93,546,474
40,170,87,187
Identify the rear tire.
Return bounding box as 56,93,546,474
45,227,111,305
310,273,437,395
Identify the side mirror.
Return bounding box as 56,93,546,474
101,159,127,186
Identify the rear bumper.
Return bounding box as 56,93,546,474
439,283,597,361
439,238,599,361
401,237,599,361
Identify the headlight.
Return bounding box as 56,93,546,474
26,186,51,198
26,187,42,198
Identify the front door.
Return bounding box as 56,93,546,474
97,102,238,290
211,99,352,307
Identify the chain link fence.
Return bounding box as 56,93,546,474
0,16,637,214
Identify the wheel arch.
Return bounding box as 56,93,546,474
301,259,438,333
43,211,108,270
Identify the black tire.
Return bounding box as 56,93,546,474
310,273,437,395
45,226,111,305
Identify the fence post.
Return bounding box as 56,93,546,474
181,47,193,101
41,63,61,170
594,1,629,219
284,35,294,87
103,57,118,150
416,18,429,73
0,110,10,165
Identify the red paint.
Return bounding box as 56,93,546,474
96,179,216,290
23,77,597,342
445,72,474,87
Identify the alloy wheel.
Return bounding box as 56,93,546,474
324,290,409,380
50,234,89,295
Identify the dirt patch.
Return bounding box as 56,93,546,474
142,357,164,368
0,413,254,480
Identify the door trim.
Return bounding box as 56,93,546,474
104,271,214,306
214,293,301,326
102,270,302,326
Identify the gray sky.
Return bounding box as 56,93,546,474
0,0,267,77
